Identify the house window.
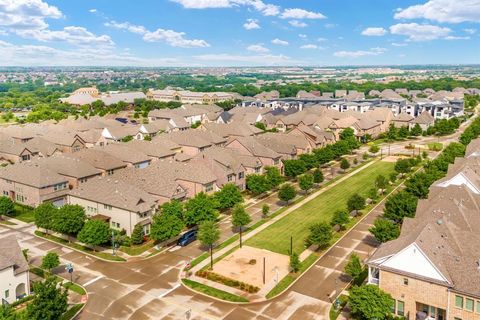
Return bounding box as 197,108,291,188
403,278,408,285
4,290,9,299
238,172,244,179
397,301,404,316
73,146,81,152
104,204,112,210
107,170,114,175
255,167,261,173
16,194,24,202
390,299,396,314
227,174,233,182
455,295,464,308
205,183,214,192
21,154,30,161
3,191,8,196
53,183,67,191
466,298,474,312
274,159,279,165
477,301,480,314
79,178,88,184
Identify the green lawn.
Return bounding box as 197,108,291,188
10,204,35,223
245,161,395,255
181,279,248,303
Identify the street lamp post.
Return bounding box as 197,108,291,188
111,230,116,256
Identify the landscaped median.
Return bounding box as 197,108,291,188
181,158,412,302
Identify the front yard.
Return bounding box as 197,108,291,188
245,161,395,255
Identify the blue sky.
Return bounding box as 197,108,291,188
0,0,479,66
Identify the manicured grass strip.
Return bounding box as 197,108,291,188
30,266,86,295
181,279,249,303
246,161,395,255
10,204,35,223
63,282,86,295
60,303,84,320
119,240,155,256
266,253,319,299
35,231,126,262
0,219,16,225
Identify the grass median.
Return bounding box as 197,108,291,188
245,161,395,255
182,279,249,303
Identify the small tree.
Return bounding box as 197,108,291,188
278,183,296,204
198,220,220,270
394,158,412,177
131,224,144,245
41,252,60,274
214,183,243,210
345,253,363,283
289,252,301,273
389,172,398,183
264,166,283,189
369,218,400,243
283,159,307,178
34,203,57,234
313,169,324,184
231,204,251,248
349,285,393,320
0,196,14,219
299,173,314,194
26,277,68,320
150,212,184,243
306,222,332,248
77,220,110,251
53,204,86,241
367,188,379,203
340,158,350,172
262,204,270,218
331,210,350,230
411,123,422,136
347,193,365,214
368,145,380,155
375,175,388,195
246,174,269,195
184,192,218,226
362,152,369,160
160,200,184,219
384,191,418,223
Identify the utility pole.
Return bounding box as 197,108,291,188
111,230,115,256
263,257,266,285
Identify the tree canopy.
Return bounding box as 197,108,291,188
184,192,218,226
150,212,184,243
26,277,68,320
349,285,393,320
77,220,110,249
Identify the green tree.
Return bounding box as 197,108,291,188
298,173,314,194
394,158,412,177
349,285,393,320
340,158,350,172
283,159,307,178
77,220,110,251
290,252,301,273
214,183,243,210
231,204,251,248
375,175,388,195
160,200,184,219
278,183,296,204
367,188,379,203
264,166,283,188
340,128,355,140
384,191,418,223
345,253,363,283
331,210,350,230
369,218,400,243
184,192,218,226
347,193,365,214
411,123,422,136
313,169,324,184
41,252,60,274
398,126,409,138
262,204,270,218
306,222,332,248
368,145,380,154
0,196,14,218
26,277,68,320
131,224,144,245
386,123,398,140
150,212,184,243
246,174,269,195
53,205,85,241
389,172,398,183
34,203,57,234
198,220,220,270
405,172,433,199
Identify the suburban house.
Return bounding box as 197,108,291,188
125,140,176,161
225,136,283,171
68,148,127,176
98,144,151,169
68,177,157,236
0,161,69,207
0,235,29,304
409,111,435,131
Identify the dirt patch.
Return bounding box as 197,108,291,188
213,246,290,289
381,155,407,162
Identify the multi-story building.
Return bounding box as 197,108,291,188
0,235,30,304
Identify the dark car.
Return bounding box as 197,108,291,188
177,230,197,246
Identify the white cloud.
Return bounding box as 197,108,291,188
298,34,307,38
0,0,62,30
394,0,480,24
89,8,97,13
324,23,336,29
194,53,294,65
243,19,260,30
281,8,326,19
317,37,327,42
444,35,470,40
300,44,317,49
464,28,477,34
391,42,407,47
334,47,387,58
289,20,307,28
106,20,210,48
271,38,289,46
361,27,387,36
389,23,451,41
16,26,114,47
170,0,280,16
247,43,269,53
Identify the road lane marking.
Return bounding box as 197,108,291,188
83,275,104,287
158,283,180,298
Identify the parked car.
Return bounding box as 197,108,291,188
177,230,197,246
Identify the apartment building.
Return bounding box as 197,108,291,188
0,236,29,304
146,89,236,104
